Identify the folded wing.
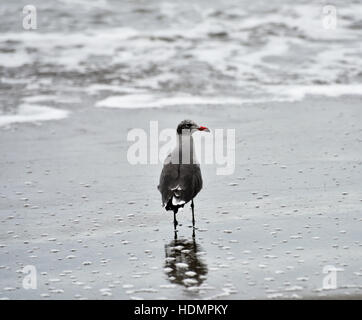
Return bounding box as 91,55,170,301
158,163,203,213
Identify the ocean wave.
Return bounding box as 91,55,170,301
95,94,263,109
95,84,362,109
266,84,362,101
0,1,361,118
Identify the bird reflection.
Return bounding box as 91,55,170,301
164,234,208,288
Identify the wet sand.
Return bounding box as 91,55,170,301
1,95,362,299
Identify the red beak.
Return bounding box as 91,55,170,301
198,126,210,132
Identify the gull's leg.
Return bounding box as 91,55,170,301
191,199,195,228
173,211,178,231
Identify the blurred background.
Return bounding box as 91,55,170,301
1,0,362,121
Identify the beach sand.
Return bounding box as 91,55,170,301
1,95,362,299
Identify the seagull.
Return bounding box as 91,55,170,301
158,119,210,231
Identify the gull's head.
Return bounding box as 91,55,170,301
176,119,210,135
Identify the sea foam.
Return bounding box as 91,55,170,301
0,104,69,127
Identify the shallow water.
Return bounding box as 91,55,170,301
1,98,362,299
